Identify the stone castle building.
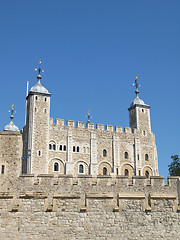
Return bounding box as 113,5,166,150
0,66,179,240
17,69,158,178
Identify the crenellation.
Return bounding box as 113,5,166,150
86,122,94,129
55,118,64,126
115,126,122,133
124,127,132,133
66,120,75,127
96,124,104,131
76,121,85,128
105,125,113,132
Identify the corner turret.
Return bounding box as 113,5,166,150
128,77,151,133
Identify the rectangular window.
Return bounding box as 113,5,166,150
1,165,5,174
116,168,118,175
60,145,62,151
63,145,66,151
73,146,76,152
77,146,79,152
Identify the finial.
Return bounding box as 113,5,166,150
8,104,16,121
133,76,140,97
35,60,44,79
85,110,92,123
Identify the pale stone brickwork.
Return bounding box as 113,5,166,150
0,74,179,239
0,173,179,240
21,75,159,178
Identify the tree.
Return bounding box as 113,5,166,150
168,155,180,176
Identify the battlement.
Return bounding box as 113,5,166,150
49,118,139,134
0,175,179,215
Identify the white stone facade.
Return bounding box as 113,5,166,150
22,75,159,178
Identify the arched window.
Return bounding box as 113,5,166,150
145,171,149,178
35,96,38,100
64,145,66,151
124,152,128,159
103,167,107,175
54,162,59,172
145,154,149,161
53,144,56,151
73,146,76,152
44,97,47,102
49,144,52,150
125,169,129,176
103,149,107,157
77,146,80,152
59,145,62,151
79,164,84,174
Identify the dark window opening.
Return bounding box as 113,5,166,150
35,96,38,100
145,154,148,161
53,144,56,151
77,146,79,152
125,152,128,159
145,171,149,178
73,146,76,152
54,162,59,172
137,154,139,160
59,145,62,151
79,164,84,174
49,144,52,150
139,170,141,176
38,151,41,156
1,165,5,174
125,169,129,176
116,168,119,175
103,149,107,157
103,167,107,175
142,109,144,113
44,97,47,102
63,145,66,151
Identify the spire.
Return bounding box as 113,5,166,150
4,105,19,132
130,76,147,107
85,110,92,123
133,76,140,98
30,61,50,94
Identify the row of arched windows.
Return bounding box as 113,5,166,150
49,144,66,151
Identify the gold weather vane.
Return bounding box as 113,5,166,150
85,110,92,123
9,104,16,120
35,60,44,75
133,76,140,97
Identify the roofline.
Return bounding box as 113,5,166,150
128,104,150,111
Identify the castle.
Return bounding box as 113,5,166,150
0,65,179,240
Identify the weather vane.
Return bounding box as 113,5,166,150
9,104,16,120
133,76,140,97
35,60,44,75
85,110,92,123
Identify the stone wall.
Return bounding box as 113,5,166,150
0,175,179,240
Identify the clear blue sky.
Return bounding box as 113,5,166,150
0,0,179,178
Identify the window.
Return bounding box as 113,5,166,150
44,97,47,102
77,146,79,152
44,109,47,114
54,162,59,172
73,146,76,152
103,149,107,157
35,107,37,112
142,109,144,113
145,154,149,161
53,144,56,151
1,165,5,174
59,145,62,151
137,154,139,160
145,171,149,178
63,145,66,151
35,96,38,100
116,168,119,175
103,167,107,175
38,150,41,156
83,147,86,153
79,164,84,174
139,170,141,176
124,152,128,159
49,144,52,150
125,169,129,176
143,130,146,136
